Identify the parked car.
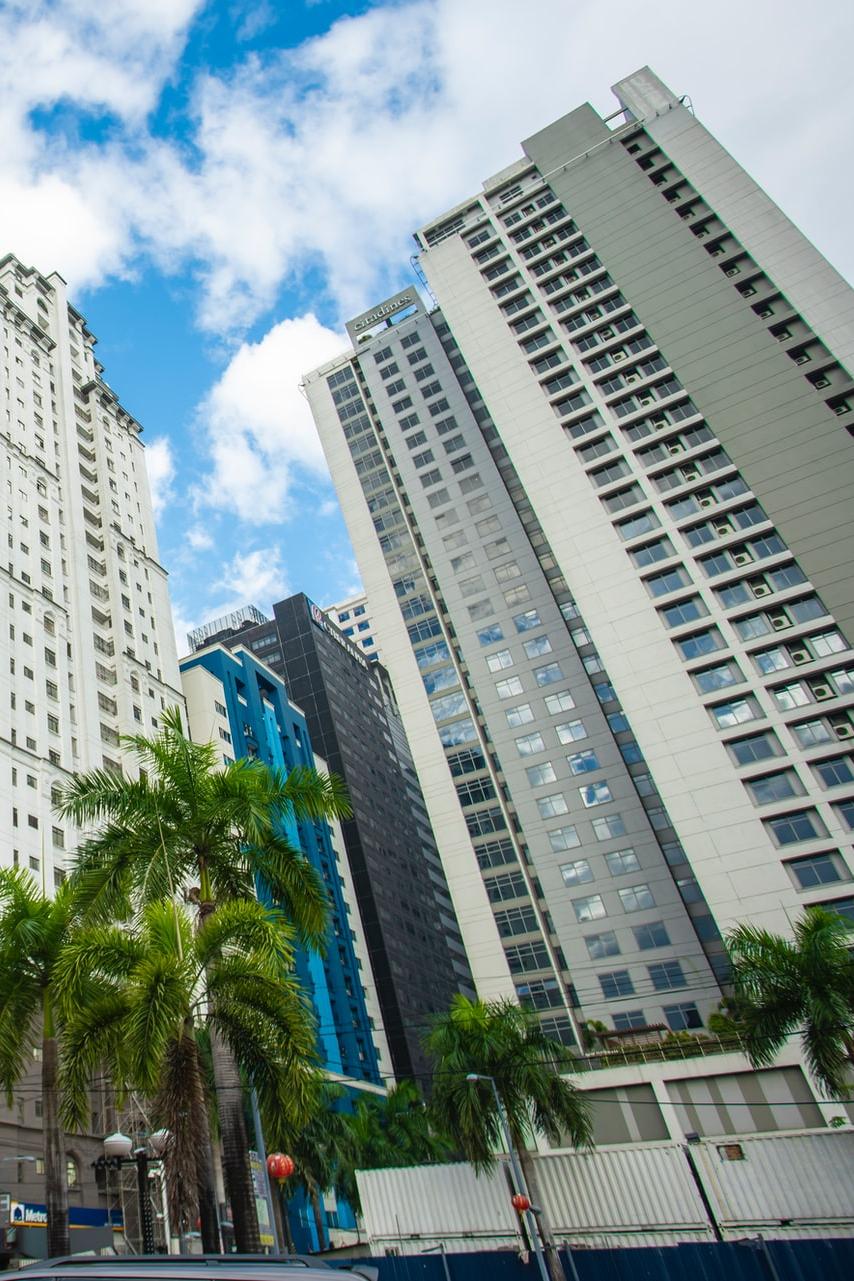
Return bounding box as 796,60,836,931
19,1257,377,1281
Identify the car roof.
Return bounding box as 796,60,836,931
28,1258,376,1281
21,1271,336,1281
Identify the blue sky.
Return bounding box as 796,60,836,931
2,0,852,653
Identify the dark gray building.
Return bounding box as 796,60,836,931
200,593,473,1083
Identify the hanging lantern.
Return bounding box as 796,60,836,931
267,1153,295,1181
511,1193,531,1213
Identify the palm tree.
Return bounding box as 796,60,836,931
57,706,349,1251
0,870,77,1257
56,896,321,1249
425,996,591,1281
333,1080,451,1217
727,907,854,1099
272,1088,345,1251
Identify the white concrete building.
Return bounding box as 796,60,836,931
0,253,182,890
303,67,854,1060
324,592,381,662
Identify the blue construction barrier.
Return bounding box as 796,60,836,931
347,1237,854,1281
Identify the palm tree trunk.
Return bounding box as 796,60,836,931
308,1181,327,1252
187,1026,221,1253
210,1026,262,1252
518,1143,565,1281
42,996,70,1259
198,885,261,1254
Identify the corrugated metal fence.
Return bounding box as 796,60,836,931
356,1130,854,1252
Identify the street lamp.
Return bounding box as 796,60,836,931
465,1074,550,1281
100,1131,167,1254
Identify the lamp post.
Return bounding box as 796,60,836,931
101,1131,167,1255
465,1074,549,1281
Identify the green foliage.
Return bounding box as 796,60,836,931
425,995,591,1171
56,704,350,947
727,907,854,1098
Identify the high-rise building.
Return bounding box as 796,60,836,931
0,254,182,1211
303,67,854,1057
180,639,387,1086
325,592,381,662
187,595,474,1083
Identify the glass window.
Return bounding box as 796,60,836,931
645,567,691,597
728,732,780,766
618,883,655,912
660,597,708,628
496,676,524,699
791,719,834,749
556,719,587,743
710,697,760,729
545,690,575,714
422,666,459,695
585,930,620,959
560,858,593,886
438,718,478,746
613,1010,647,1031
430,692,467,722
633,920,670,950
579,780,613,807
746,770,804,805
516,731,546,756
527,761,557,787
664,1003,702,1031
811,630,846,657
773,682,810,711
513,609,542,632
693,662,742,693
538,793,569,819
549,826,580,852
599,970,634,999
486,649,514,672
677,629,724,660
535,662,564,686
592,814,627,841
836,799,854,831
766,809,826,846
648,960,687,991
568,748,600,774
813,757,854,788
506,703,535,727
573,894,607,923
523,635,553,659
786,852,844,889
605,848,640,876
477,623,505,646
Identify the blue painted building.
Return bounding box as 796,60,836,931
180,641,385,1248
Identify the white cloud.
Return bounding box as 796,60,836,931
187,525,214,551
197,312,345,521
144,435,176,519
0,0,850,332
216,547,290,613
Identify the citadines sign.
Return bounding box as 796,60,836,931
345,290,420,343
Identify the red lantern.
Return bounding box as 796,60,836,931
511,1193,531,1213
267,1153,295,1181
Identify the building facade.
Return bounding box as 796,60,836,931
303,67,854,1050
188,595,474,1083
0,253,183,1223
180,640,386,1087
325,592,381,662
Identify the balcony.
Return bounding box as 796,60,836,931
574,1027,745,1072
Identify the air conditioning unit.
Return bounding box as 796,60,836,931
725,265,740,277
626,373,639,385
682,468,700,481
638,396,653,407
834,722,854,740
814,376,831,389
714,522,733,536
790,648,810,664
699,495,715,508
733,551,752,566
794,352,810,366
812,683,833,700
601,327,614,339
613,350,626,362
771,614,789,631
752,582,771,597
668,442,684,456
